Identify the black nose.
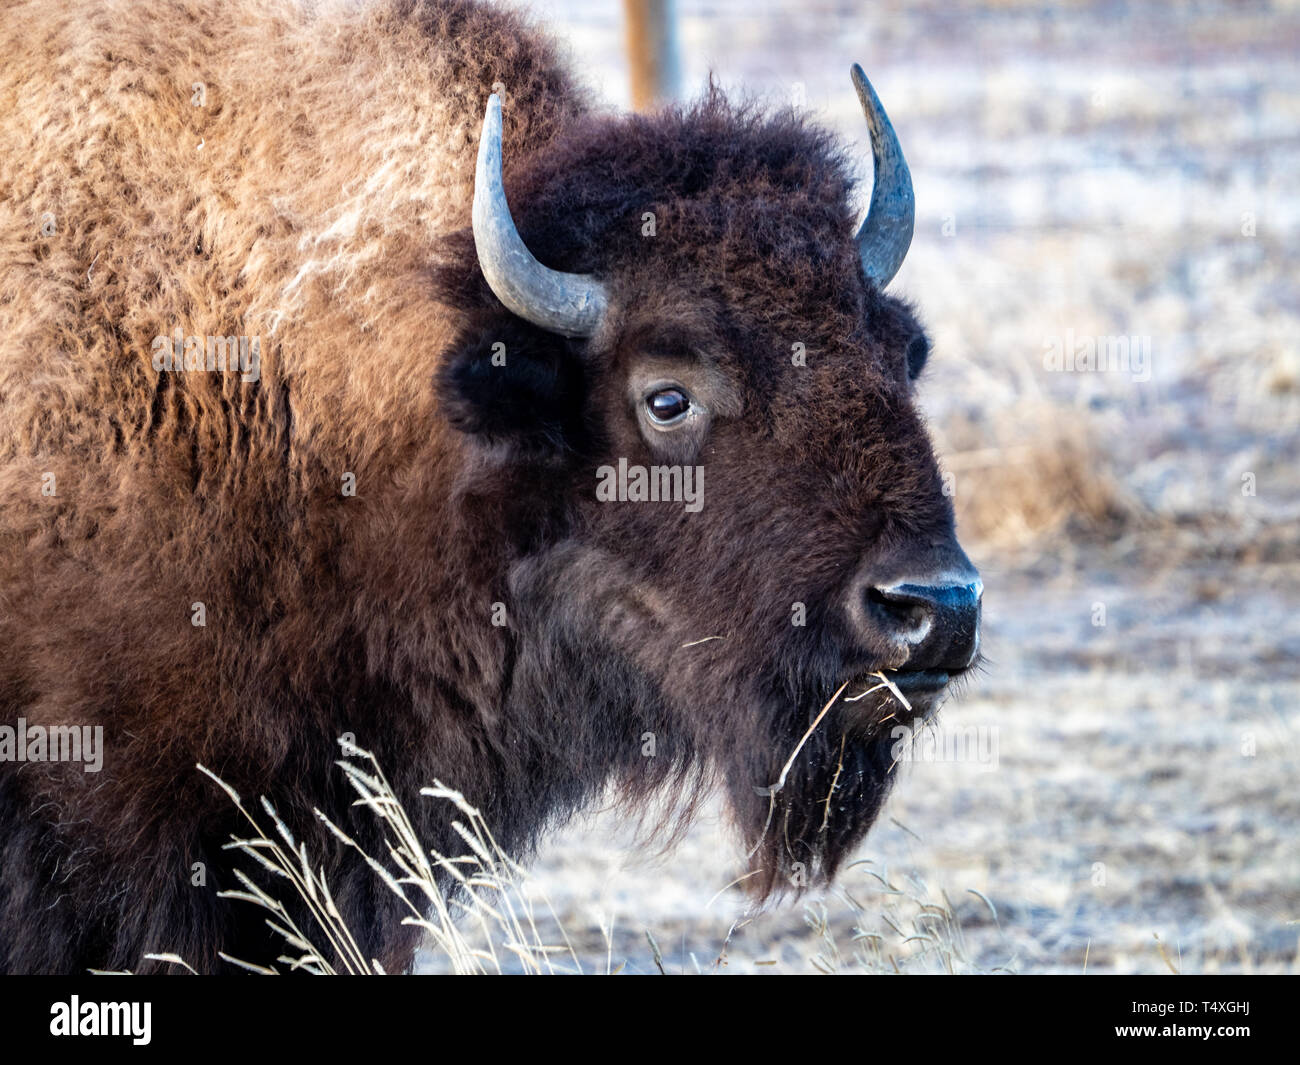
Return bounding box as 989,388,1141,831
862,577,982,671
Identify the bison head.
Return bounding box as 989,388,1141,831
434,67,981,896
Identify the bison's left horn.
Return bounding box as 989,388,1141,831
472,94,608,338
851,64,914,290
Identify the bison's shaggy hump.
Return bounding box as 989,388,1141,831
0,0,969,974
0,0,595,975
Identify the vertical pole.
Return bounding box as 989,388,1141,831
623,0,682,111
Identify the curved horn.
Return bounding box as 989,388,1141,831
472,94,608,338
850,64,914,290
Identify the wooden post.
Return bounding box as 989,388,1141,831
623,0,682,111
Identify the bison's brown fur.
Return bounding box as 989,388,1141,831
0,0,973,973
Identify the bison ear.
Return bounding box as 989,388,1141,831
435,315,588,448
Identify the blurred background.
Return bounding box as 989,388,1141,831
426,0,1300,973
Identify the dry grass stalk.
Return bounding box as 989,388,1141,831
185,739,585,974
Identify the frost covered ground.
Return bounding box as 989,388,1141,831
419,0,1300,974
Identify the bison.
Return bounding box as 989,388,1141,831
0,0,981,974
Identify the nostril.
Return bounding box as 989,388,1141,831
866,585,931,640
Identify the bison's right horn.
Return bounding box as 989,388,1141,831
851,64,915,290
472,94,608,338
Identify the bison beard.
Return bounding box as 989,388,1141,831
0,0,977,974
506,543,906,901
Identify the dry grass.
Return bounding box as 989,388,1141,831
182,740,594,974
936,396,1151,553
799,863,1007,975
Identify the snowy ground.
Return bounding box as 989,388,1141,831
420,0,1300,974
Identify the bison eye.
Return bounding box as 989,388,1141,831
645,387,691,425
